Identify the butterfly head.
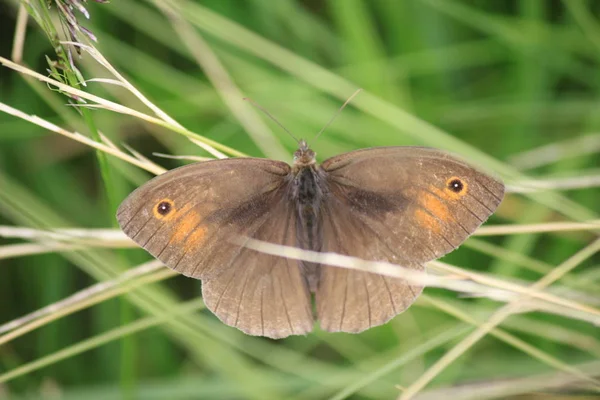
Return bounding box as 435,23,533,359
293,139,316,167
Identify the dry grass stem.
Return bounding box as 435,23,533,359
412,360,600,400
0,101,166,175
2,225,598,321
152,152,213,162
0,260,170,340
0,56,235,159
476,220,600,236
509,133,600,169
154,1,288,160
244,238,600,323
398,238,600,399
11,4,28,63
5,218,598,247
509,175,600,193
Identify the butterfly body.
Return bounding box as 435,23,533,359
117,143,504,338
289,140,325,290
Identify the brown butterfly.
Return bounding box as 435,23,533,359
117,139,504,339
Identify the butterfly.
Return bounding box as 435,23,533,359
117,139,504,339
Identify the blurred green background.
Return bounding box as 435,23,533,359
0,1,599,399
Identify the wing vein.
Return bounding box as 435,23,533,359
234,269,252,327
213,268,238,314
472,176,504,203
340,268,349,332
130,216,153,242
466,192,494,214
260,285,265,337
278,272,294,334
381,274,397,315
363,273,371,327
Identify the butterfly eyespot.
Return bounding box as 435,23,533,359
448,179,463,192
157,202,171,214
445,177,468,198
154,199,174,218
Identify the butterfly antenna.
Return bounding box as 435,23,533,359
243,97,299,143
311,88,363,143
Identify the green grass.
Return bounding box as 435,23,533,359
0,1,599,399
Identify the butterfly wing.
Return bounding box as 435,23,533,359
316,147,504,333
117,158,314,338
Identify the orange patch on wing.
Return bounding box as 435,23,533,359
415,209,441,234
420,191,452,223
171,208,202,243
184,226,207,251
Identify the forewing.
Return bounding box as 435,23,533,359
316,147,504,333
320,146,504,263
117,158,290,279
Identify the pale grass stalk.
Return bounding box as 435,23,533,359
0,56,168,121
467,238,556,275
2,224,597,320
0,226,129,243
61,42,183,128
244,239,600,322
154,1,289,160
63,41,229,160
421,296,600,356
242,238,500,290
0,56,238,158
509,133,600,169
0,102,166,175
122,143,163,168
0,242,131,261
4,218,599,243
429,261,600,319
0,299,204,384
11,4,27,62
412,361,599,400
415,296,600,398
0,268,175,347
509,174,600,193
0,243,78,260
188,138,228,159
466,238,600,298
84,77,127,87
502,315,600,357
152,152,212,162
334,294,597,400
327,325,471,400
398,238,600,400
0,260,168,338
476,220,600,236
98,131,122,150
